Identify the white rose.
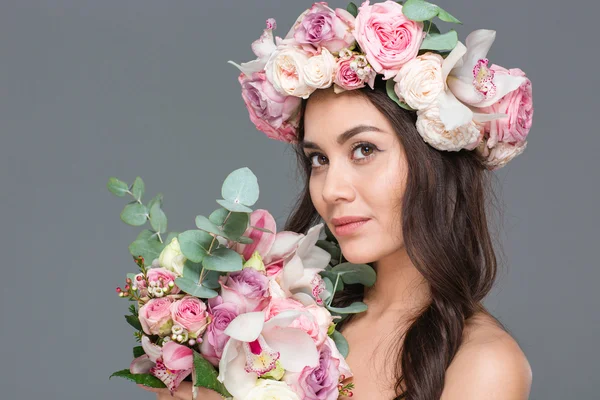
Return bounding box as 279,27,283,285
243,379,300,400
393,52,444,110
416,105,483,151
476,140,527,170
303,48,336,89
158,237,186,276
265,47,315,99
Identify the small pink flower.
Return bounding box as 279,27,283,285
138,297,174,336
239,72,301,143
333,54,376,92
354,0,425,79
147,267,180,294
170,296,210,338
480,65,533,148
200,296,240,366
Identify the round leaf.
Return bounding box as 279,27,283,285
128,231,165,267
120,203,148,226
220,167,259,207
316,240,341,261
107,177,129,197
236,236,254,244
420,30,458,51
223,212,250,240
331,330,349,358
385,79,416,111
149,203,167,233
202,270,222,290
178,230,213,263
346,2,358,17
423,20,441,34
131,176,145,201
175,277,218,298
331,262,377,286
437,8,461,24
182,259,203,282
147,193,164,211
202,247,243,272
327,301,368,314
208,207,229,225
402,0,439,21
216,199,253,213
195,215,224,237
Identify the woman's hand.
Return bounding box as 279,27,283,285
137,382,224,400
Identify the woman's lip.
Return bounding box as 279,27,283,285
334,218,371,236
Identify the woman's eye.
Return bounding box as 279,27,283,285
306,142,379,170
353,144,375,160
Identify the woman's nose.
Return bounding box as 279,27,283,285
321,162,356,204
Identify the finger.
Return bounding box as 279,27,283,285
136,384,165,393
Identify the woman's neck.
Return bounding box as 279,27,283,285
362,245,431,318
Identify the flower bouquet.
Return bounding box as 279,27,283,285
107,167,377,399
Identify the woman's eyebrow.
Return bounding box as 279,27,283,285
301,125,384,150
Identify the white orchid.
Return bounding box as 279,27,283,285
437,29,527,131
217,310,319,399
228,19,278,77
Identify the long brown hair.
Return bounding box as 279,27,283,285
283,76,509,399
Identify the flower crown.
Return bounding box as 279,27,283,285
230,0,534,171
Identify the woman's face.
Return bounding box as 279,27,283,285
302,88,409,264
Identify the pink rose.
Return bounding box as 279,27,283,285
354,0,425,79
290,2,356,53
220,268,270,313
200,296,240,366
239,71,301,143
480,66,533,148
170,295,210,338
476,139,528,171
333,54,376,92
284,340,341,400
265,298,332,347
138,267,180,297
139,297,174,336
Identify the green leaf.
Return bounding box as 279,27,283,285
147,193,163,211
178,230,213,263
202,247,243,272
221,167,259,207
320,270,344,292
183,259,203,282
331,262,377,286
128,230,165,267
331,330,349,358
436,8,461,24
120,203,148,226
133,346,145,358
385,79,416,111
107,177,129,197
346,2,358,17
327,301,368,314
195,215,225,237
165,231,179,244
149,203,167,233
420,30,458,51
236,236,254,244
223,212,250,240
175,277,219,298
322,276,334,296
324,224,338,244
402,0,438,21
423,20,440,35
208,207,230,225
202,270,222,290
192,351,231,397
316,240,341,261
249,225,273,233
131,177,145,201
109,369,166,388
125,315,142,331
216,199,253,213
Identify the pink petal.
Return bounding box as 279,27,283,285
130,354,155,374
150,358,192,394
141,335,162,363
162,341,193,371
263,231,303,264
234,209,277,262
262,327,319,372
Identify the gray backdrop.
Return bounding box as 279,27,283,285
1,0,597,399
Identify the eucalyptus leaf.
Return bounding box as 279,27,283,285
195,215,224,237
202,247,243,272
323,276,334,297
331,330,350,358
385,79,416,111
129,230,165,267
220,167,259,207
236,236,254,244
420,30,458,51
131,177,145,201
319,270,344,292
183,259,203,282
216,199,253,213
436,8,461,24
402,0,438,21
165,231,179,244
249,225,273,234
125,315,142,331
423,20,440,35
178,230,214,263
147,193,164,211
107,177,129,197
120,203,148,226
316,240,341,261
149,203,167,233
324,224,338,244
347,2,358,17
133,346,145,358
109,369,166,388
192,351,231,397
202,270,222,290
331,262,377,286
223,212,250,240
175,277,218,298
327,301,368,314
208,207,230,225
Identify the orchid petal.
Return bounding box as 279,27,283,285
437,89,473,130
291,292,318,306
251,26,277,59
227,59,266,78
218,339,258,399
442,41,467,84
224,311,265,342
475,73,527,108
299,246,331,270
141,335,162,363
264,231,303,264
262,327,319,372
217,338,240,383
235,209,277,261
326,337,353,378
472,110,508,123
296,224,323,258
130,354,154,374
263,309,304,330
162,341,193,371
451,30,496,78
150,358,192,394
282,253,304,290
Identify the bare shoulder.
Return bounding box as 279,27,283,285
440,312,533,400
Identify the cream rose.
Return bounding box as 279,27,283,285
476,140,527,171
158,237,186,276
265,47,315,98
393,52,444,110
243,379,300,400
416,105,483,151
303,48,336,89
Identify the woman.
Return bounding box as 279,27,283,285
141,1,534,398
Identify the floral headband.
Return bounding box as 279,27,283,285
230,0,534,171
